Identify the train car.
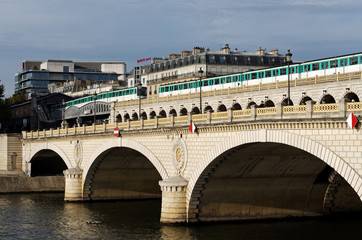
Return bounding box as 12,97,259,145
158,52,362,97
53,86,147,110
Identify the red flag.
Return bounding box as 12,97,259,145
146,58,151,61
347,113,358,129
189,122,196,133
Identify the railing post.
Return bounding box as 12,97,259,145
276,102,283,119
154,116,158,128
306,100,314,119
126,119,130,130
187,112,192,125
339,98,347,118
50,128,53,137
170,114,174,127
228,108,233,122
207,110,212,124
250,105,257,120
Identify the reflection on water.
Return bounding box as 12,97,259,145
0,193,361,240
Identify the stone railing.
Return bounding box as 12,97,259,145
23,100,360,139
115,71,362,107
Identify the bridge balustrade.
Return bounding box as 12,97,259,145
23,101,362,139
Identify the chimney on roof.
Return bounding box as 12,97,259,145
256,47,266,55
181,50,192,57
221,44,230,54
193,47,205,55
270,49,279,55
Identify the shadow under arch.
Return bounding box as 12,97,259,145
28,143,73,169
82,138,168,200
187,130,362,222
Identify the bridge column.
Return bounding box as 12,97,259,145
64,168,83,201
159,176,188,223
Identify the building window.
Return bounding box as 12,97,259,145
209,55,215,64
63,66,69,72
219,55,226,64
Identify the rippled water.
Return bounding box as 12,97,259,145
0,193,361,240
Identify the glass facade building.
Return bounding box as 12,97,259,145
15,60,126,99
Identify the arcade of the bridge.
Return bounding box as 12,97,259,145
114,71,362,108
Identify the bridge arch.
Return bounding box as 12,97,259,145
28,143,72,176
83,138,168,183
82,138,168,200
187,129,362,221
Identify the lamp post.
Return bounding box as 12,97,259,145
62,99,65,128
286,49,293,106
137,83,142,120
93,93,97,125
198,67,204,114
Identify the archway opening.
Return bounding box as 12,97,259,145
191,107,200,114
247,101,256,109
169,109,177,117
85,147,162,201
141,112,148,120
180,108,188,116
300,96,313,105
320,94,336,104
132,112,139,121
265,100,275,107
231,103,242,110
204,105,214,113
282,98,294,106
149,111,156,119
116,114,122,123
344,92,359,102
30,150,67,177
190,142,362,222
217,104,227,112
124,113,130,121
159,110,167,118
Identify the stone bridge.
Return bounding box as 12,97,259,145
22,101,362,223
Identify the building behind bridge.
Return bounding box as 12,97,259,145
15,60,127,99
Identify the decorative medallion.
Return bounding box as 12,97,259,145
74,140,83,167
171,138,187,175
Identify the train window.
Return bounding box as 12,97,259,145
203,80,209,86
320,62,327,70
339,59,346,67
251,73,257,79
226,77,231,83
174,85,178,90
215,79,220,85
280,68,286,75
165,87,169,92
265,71,271,77
312,63,319,71
330,60,336,68
303,65,311,72
350,57,358,65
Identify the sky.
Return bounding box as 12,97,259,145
0,0,361,97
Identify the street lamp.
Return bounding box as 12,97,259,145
286,49,293,106
198,67,204,114
62,99,65,129
93,93,97,125
137,83,142,120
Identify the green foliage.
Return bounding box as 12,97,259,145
6,92,27,106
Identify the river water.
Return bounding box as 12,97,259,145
0,193,361,240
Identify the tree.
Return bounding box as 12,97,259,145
0,83,9,131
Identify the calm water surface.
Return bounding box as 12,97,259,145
0,193,361,240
